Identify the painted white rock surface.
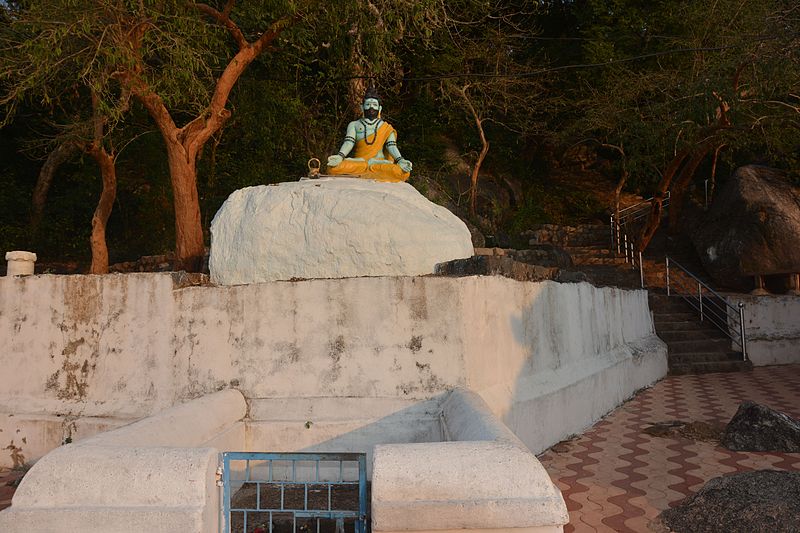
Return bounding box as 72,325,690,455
209,178,473,285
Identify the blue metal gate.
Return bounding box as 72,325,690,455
221,452,368,533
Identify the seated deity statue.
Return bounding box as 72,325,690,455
326,87,413,182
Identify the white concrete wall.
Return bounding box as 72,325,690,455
727,294,800,366
0,390,246,533
0,273,666,466
245,397,443,477
370,388,569,533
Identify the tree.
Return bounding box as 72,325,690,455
2,1,298,271
1,0,133,272
420,1,549,216
553,0,800,251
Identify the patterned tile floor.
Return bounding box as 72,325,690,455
538,365,800,532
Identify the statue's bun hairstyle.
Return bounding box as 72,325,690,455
363,84,382,105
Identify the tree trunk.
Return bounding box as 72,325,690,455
708,144,726,207
31,141,79,237
165,140,204,272
667,145,712,232
612,168,628,253
459,85,489,217
85,88,118,275
87,147,117,274
470,134,489,216
637,149,691,251
120,10,295,272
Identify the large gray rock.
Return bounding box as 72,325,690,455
209,178,474,285
693,165,800,287
721,401,800,452
508,245,574,268
657,470,800,533
434,255,558,282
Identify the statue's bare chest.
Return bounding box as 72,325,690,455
354,120,381,141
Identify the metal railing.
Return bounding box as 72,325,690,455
665,256,747,361
609,193,670,288
221,452,368,533
610,192,670,258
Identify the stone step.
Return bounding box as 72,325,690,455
653,312,700,323
658,329,730,343
571,257,630,266
669,351,744,364
576,265,642,289
654,320,716,332
649,300,701,314
565,246,615,255
666,338,732,355
668,359,752,375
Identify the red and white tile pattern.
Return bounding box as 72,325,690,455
539,365,800,532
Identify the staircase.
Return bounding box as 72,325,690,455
525,223,751,375
649,292,751,375
524,224,641,288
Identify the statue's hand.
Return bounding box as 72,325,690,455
327,154,343,168
398,159,413,173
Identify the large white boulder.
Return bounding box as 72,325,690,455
209,178,473,285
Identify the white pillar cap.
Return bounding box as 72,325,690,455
5,251,37,261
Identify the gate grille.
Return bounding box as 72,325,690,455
221,452,368,533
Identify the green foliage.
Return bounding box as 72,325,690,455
1,0,799,262
558,0,800,193
510,180,606,232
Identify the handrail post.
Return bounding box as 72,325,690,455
666,257,670,296
639,251,644,288
610,215,615,252
630,241,635,269
738,302,747,361
698,282,703,321
623,233,629,263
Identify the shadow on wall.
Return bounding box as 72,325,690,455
235,388,569,533
244,396,447,476
504,282,665,453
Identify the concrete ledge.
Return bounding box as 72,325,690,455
0,390,248,533
0,508,209,533
371,441,568,531
0,446,219,532
726,294,800,366
0,413,132,468
745,338,800,366
441,388,524,447
79,389,246,448
248,396,442,422
489,334,667,453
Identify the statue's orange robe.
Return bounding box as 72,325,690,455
327,122,410,182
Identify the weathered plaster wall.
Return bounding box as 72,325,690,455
0,390,245,533
726,294,800,366
0,273,666,466
1,388,570,532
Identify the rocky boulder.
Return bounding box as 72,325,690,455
657,470,800,533
721,401,800,452
693,165,800,287
434,255,559,282
508,245,574,268
209,178,474,285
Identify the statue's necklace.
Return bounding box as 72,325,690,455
360,118,382,145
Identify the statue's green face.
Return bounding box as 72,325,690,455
362,98,381,120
